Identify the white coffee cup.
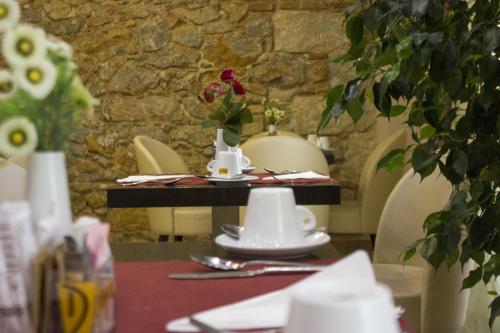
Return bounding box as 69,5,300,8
231,147,251,168
307,134,319,146
285,282,399,333
206,151,242,178
318,136,330,149
240,188,316,246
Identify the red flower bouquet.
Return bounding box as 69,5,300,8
200,69,252,147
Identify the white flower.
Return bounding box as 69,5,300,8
0,117,38,157
2,24,47,66
16,59,57,99
46,35,73,59
0,0,20,33
0,69,17,99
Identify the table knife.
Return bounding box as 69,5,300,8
169,266,326,280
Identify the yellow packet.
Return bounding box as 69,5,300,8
57,282,96,333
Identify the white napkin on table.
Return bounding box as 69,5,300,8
262,171,330,181
116,175,192,183
166,250,376,332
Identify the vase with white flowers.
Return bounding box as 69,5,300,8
263,98,288,136
0,0,97,244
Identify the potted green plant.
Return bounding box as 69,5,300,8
318,0,499,325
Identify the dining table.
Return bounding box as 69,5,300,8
106,173,341,237
111,241,413,333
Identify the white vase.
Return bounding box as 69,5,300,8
27,152,73,244
214,128,229,159
268,124,277,135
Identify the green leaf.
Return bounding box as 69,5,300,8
412,143,437,177
484,27,500,52
239,108,253,125
444,70,462,96
462,266,483,289
326,85,344,107
489,297,500,328
445,248,459,268
423,212,442,233
396,36,413,59
389,105,407,117
346,98,364,124
403,239,424,262
419,125,436,140
384,64,401,83
451,150,468,176
411,0,430,17
377,149,406,172
222,127,240,147
346,14,364,45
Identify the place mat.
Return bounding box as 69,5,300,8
113,260,412,333
117,173,339,187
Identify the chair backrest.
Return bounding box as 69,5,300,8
133,136,188,237
0,157,26,201
374,168,471,333
358,129,406,234
133,136,188,174
241,136,330,229
246,130,302,141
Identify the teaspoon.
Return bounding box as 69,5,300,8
190,254,319,271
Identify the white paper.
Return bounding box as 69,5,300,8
262,171,330,181
116,175,192,183
166,250,375,332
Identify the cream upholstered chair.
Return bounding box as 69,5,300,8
240,136,330,229
330,129,407,234
373,168,472,333
0,157,26,201
133,136,211,240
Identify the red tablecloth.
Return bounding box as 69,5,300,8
119,173,340,187
114,260,412,333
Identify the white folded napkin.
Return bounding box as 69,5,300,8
166,250,376,332
262,171,330,181
116,175,192,183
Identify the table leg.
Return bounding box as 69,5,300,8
212,206,239,238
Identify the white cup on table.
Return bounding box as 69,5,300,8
307,134,319,146
206,151,242,178
285,282,400,333
318,136,330,149
231,147,251,168
240,187,316,246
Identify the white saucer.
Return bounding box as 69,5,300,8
215,232,331,259
242,166,256,174
207,175,258,185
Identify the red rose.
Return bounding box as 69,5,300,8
220,69,236,83
232,80,245,95
203,83,221,103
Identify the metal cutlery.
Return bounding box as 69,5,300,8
121,177,182,186
169,266,326,279
221,224,326,241
191,254,321,271
264,168,298,174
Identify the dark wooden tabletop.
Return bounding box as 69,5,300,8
107,182,341,208
110,241,340,262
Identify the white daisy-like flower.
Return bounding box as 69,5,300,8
0,69,17,100
15,59,57,99
0,117,38,157
46,35,73,59
2,24,47,66
0,0,20,33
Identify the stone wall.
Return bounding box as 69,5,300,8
19,0,377,241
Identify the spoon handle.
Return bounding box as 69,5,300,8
245,260,320,267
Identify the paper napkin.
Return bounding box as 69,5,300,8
116,175,192,183
262,171,330,181
166,250,376,332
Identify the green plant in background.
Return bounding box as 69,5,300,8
199,69,253,147
318,0,499,325
0,0,97,158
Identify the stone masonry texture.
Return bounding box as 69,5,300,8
19,0,377,241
